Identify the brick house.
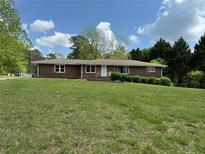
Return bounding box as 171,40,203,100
33,59,167,80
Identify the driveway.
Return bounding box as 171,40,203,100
0,77,18,80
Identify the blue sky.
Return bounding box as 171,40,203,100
15,0,205,56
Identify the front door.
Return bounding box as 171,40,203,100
101,66,107,77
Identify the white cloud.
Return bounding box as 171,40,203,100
96,22,116,43
137,0,205,41
129,35,139,44
22,23,29,34
30,19,55,32
96,22,124,50
36,32,75,48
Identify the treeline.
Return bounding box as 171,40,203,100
128,37,205,88
0,0,54,74
67,27,128,60
0,0,37,74
0,0,30,74
68,32,205,88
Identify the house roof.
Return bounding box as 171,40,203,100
32,59,167,68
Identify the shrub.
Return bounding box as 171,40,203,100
185,71,204,88
126,75,133,82
111,72,122,81
161,77,172,86
121,74,126,81
122,74,133,82
148,77,157,84
141,77,149,83
155,78,162,85
133,76,141,83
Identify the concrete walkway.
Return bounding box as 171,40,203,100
0,78,10,80
0,77,19,80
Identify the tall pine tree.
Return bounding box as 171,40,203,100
193,34,205,72
150,38,172,62
169,37,192,84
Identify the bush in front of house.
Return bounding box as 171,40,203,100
111,72,172,86
122,74,133,82
133,76,141,83
160,77,172,86
111,72,122,81
141,77,149,84
148,77,157,84
155,78,162,85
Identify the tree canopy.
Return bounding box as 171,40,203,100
169,37,192,84
67,27,127,60
0,0,36,74
193,34,205,72
150,38,172,62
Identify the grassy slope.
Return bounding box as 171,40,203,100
0,79,205,154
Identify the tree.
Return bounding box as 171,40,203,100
107,47,128,60
26,49,45,73
150,38,172,62
0,0,32,74
0,0,21,37
0,0,29,41
128,48,141,60
67,26,127,60
128,48,151,62
151,58,167,65
0,34,28,73
47,53,57,59
68,35,101,60
169,37,192,84
193,34,205,72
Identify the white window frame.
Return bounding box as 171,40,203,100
114,66,129,74
54,65,65,73
147,66,156,73
86,65,96,73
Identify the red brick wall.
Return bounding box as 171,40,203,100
38,64,162,79
129,66,162,77
38,64,81,79
82,65,114,80
82,65,162,80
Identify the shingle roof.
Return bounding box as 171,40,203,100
32,59,167,68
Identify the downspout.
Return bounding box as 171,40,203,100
37,64,39,78
161,68,163,77
81,65,83,79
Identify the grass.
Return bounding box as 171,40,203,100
0,78,205,154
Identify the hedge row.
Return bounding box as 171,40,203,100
111,72,172,86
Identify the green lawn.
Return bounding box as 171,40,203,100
0,79,205,154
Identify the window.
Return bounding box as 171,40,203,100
147,67,155,72
86,65,96,73
54,65,65,73
114,66,129,74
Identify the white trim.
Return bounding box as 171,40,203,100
114,66,129,74
54,65,65,73
85,65,96,73
147,66,156,73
